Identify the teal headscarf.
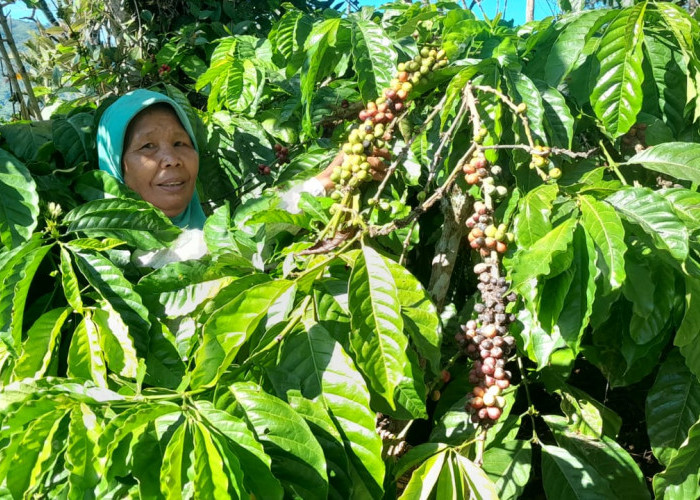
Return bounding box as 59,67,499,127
97,89,207,229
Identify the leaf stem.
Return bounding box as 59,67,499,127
517,356,539,444
599,140,627,185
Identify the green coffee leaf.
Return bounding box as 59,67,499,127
510,216,578,293
351,18,397,102
268,323,384,497
287,393,353,500
606,187,689,262
190,279,295,388
301,18,342,132
52,112,93,168
0,240,51,351
513,184,558,249
349,244,410,410
192,422,232,500
13,307,71,380
652,417,700,499
482,440,532,499
579,194,626,290
590,3,647,137
387,260,441,375
60,246,83,313
65,404,101,498
624,142,700,185
660,188,700,231
93,306,139,379
0,149,39,248
505,69,546,143
195,401,283,500
545,9,614,86
646,349,700,466
399,450,445,499
454,453,501,499
159,421,191,500
64,198,181,250
67,313,107,386
98,403,181,462
556,226,597,352
545,415,649,499
537,82,575,149
74,170,137,201
435,453,468,499
72,249,151,353
541,443,616,499
6,409,68,499
229,381,328,500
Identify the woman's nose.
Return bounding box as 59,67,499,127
158,145,180,168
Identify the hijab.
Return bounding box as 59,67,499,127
96,89,207,229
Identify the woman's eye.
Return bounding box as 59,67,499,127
140,143,154,150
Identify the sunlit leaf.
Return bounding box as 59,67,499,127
0,149,39,247
590,3,647,137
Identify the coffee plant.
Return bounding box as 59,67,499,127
1,1,700,498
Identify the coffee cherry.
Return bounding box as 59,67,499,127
516,103,527,114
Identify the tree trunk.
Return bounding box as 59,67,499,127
525,0,535,22
0,8,42,119
35,0,59,26
0,39,29,119
428,186,473,311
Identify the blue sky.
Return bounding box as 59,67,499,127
6,0,555,25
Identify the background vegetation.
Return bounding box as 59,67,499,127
0,0,699,498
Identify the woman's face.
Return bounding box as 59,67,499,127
122,106,199,218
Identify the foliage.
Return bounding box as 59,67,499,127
0,0,700,498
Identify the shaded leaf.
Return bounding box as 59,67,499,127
646,349,700,466
541,443,616,499
13,307,71,380
653,417,700,499
482,440,532,500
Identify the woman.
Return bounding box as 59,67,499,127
97,89,208,229
96,89,387,265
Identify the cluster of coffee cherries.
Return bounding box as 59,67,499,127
158,63,171,77
456,261,517,425
529,145,561,180
466,201,513,257
274,143,290,163
397,47,448,86
327,46,447,200
463,151,509,199
258,144,290,176
621,122,647,153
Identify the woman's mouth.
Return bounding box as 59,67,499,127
157,180,186,191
